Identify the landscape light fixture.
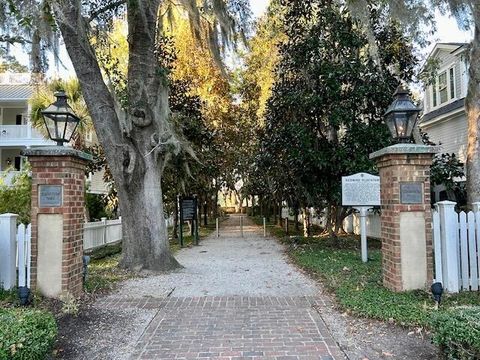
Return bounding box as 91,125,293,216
431,282,444,309
41,91,80,146
384,86,421,143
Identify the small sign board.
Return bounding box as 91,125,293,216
181,197,197,220
400,182,423,204
342,173,380,206
39,185,63,207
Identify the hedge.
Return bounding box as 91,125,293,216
431,306,480,360
0,308,57,360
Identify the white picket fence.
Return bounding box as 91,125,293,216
433,201,480,293
343,211,381,239
16,223,31,288
83,217,123,251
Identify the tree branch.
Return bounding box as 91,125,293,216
88,0,127,22
54,0,125,173
0,34,30,44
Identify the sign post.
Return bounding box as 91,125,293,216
179,196,199,246
342,173,380,263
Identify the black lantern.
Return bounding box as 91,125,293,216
384,86,421,143
41,91,80,146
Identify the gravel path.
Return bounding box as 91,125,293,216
106,215,319,299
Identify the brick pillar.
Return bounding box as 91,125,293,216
22,147,91,298
370,144,437,292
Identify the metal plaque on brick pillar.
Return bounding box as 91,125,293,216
400,182,423,204
342,173,380,263
39,185,63,207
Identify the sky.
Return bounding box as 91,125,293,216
249,0,473,53
9,1,474,78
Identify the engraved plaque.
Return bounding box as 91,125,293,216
181,197,197,220
39,185,63,207
342,173,380,206
400,183,423,204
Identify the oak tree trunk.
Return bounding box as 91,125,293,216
466,5,480,206
56,0,180,271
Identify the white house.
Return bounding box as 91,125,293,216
0,73,108,194
0,73,56,184
419,42,469,202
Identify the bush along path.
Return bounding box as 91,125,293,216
252,216,480,359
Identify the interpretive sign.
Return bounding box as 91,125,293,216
39,185,62,207
400,182,423,204
342,173,380,206
178,195,199,247
181,197,197,220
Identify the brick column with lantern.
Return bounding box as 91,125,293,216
370,145,437,291
371,86,438,292
21,90,91,298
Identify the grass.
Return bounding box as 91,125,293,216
0,288,18,308
253,216,480,328
170,219,219,252
84,252,133,294
84,219,220,294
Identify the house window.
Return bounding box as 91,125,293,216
431,66,456,108
438,71,448,104
450,68,455,99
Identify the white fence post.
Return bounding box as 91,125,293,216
26,224,31,288
101,217,107,245
437,201,460,292
0,213,19,290
17,223,27,287
432,209,442,284
473,203,480,290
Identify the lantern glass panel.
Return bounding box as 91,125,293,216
43,115,59,141
394,112,408,139
385,113,397,139
64,117,79,142
406,111,419,138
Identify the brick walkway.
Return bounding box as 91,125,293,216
94,216,345,359
128,296,343,360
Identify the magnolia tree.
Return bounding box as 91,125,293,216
346,0,479,205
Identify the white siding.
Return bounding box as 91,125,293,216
88,170,109,195
436,49,458,69
421,113,467,162
424,47,468,115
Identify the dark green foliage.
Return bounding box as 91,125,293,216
421,131,466,204
431,307,480,360
431,153,465,190
0,168,31,224
85,192,111,221
0,308,57,360
257,0,418,231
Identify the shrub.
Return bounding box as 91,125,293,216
0,166,31,224
0,308,57,360
431,306,480,360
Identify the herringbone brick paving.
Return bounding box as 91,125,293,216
129,296,342,360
